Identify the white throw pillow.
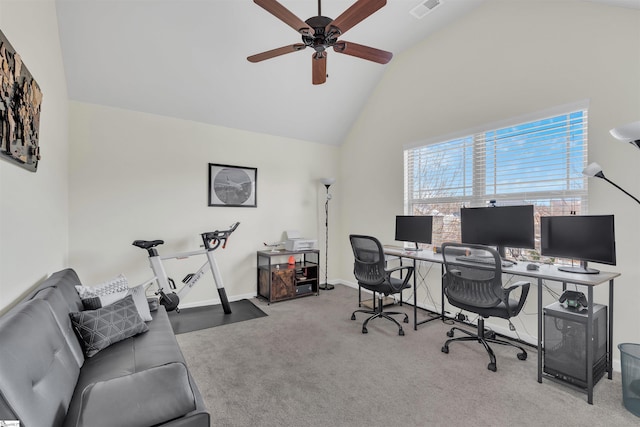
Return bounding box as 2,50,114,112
126,284,153,321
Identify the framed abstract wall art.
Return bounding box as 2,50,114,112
0,29,43,172
208,163,257,207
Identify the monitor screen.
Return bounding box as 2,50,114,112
395,216,433,247
541,215,616,273
460,205,535,256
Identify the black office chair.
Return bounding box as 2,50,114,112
349,235,414,336
440,242,530,371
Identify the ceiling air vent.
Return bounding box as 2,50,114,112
410,0,443,19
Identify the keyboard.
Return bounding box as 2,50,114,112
456,255,514,267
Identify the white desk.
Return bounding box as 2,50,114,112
383,245,620,404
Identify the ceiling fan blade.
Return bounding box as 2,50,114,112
247,44,306,63
254,0,314,36
312,52,327,85
326,0,386,37
333,41,392,64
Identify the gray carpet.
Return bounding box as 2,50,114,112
176,284,638,427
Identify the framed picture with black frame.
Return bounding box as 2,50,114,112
208,163,257,207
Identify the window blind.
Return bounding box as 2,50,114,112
404,108,589,248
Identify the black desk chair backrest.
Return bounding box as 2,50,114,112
349,235,413,336
440,242,530,371
350,235,386,287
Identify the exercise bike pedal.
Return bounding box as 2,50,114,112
159,291,180,312
182,273,195,284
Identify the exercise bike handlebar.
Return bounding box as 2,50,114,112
201,221,240,250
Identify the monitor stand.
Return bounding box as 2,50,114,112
557,260,599,275
403,242,422,252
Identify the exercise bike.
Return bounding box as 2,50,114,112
132,222,239,314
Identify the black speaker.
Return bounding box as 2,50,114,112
543,302,607,389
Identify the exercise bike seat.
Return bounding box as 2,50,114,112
132,239,164,249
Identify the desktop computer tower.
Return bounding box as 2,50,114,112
543,301,607,389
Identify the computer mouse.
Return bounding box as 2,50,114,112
526,263,539,271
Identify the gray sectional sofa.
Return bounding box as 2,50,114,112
0,268,210,426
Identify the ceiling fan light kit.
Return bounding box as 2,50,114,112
248,0,393,85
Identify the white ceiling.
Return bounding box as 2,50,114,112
55,0,639,146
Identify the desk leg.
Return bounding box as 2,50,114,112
538,278,543,383
609,279,614,380
441,264,445,322
413,259,417,331
587,286,594,404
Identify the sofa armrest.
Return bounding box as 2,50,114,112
74,363,196,427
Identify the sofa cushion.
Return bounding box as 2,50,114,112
0,299,80,427
74,362,196,427
70,295,149,358
32,286,86,367
63,306,202,427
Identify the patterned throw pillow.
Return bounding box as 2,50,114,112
76,274,129,297
75,274,129,310
75,275,152,321
69,295,149,358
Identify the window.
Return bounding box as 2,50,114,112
404,107,588,256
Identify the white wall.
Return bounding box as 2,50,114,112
0,0,69,312
337,0,640,354
68,102,339,306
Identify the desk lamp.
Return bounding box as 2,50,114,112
320,178,335,290
582,120,640,205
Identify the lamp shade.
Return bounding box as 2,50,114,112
610,120,640,149
320,177,336,186
582,162,604,178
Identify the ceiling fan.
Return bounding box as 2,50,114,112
247,0,393,85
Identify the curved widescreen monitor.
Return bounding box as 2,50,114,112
541,215,616,274
460,205,535,257
395,215,433,250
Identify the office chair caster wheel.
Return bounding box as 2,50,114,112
441,346,449,354
487,362,497,372
403,315,409,324
399,328,405,336
517,352,527,361
351,314,356,320
446,330,454,338
362,327,368,334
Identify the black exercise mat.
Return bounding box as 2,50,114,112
168,299,267,335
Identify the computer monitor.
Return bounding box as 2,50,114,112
460,205,535,258
395,215,433,251
540,215,616,274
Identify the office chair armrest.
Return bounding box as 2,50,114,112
385,265,414,292
502,281,531,317
503,281,530,293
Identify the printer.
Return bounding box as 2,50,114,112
285,230,317,251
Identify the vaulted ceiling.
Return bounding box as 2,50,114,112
55,0,639,146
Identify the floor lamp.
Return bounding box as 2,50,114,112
582,120,640,205
583,162,640,205
319,178,335,290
